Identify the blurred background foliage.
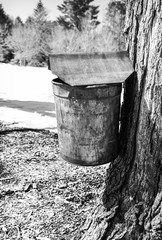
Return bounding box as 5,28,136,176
0,0,126,67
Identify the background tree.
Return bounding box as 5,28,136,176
103,0,126,51
7,25,38,66
25,16,34,26
0,4,13,62
57,0,100,31
33,0,48,23
7,0,52,66
81,0,162,239
14,16,24,28
0,4,10,25
30,0,52,66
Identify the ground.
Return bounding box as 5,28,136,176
0,64,108,240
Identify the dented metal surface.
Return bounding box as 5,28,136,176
52,79,122,166
49,51,134,86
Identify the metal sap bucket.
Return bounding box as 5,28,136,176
52,78,122,166
49,52,134,166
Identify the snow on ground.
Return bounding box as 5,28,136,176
0,63,58,131
0,63,55,101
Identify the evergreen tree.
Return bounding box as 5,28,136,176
25,16,34,26
0,4,13,62
14,16,24,27
32,0,52,65
33,0,48,23
32,0,51,36
0,4,11,25
57,0,100,31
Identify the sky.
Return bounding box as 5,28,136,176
0,0,108,22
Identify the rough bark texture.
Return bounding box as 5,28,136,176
81,0,162,239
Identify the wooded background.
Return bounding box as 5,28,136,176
0,0,126,66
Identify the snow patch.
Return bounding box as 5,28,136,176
0,64,58,131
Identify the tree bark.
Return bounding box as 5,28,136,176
81,0,162,239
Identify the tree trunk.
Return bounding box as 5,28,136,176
81,0,162,239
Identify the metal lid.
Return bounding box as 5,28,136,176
49,51,134,86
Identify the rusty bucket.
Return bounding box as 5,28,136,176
49,52,134,166
52,78,122,166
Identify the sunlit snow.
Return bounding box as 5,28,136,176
0,63,57,131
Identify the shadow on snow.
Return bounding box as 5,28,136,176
0,98,56,118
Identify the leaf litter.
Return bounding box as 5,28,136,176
0,123,108,240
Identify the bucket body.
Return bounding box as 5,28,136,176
52,79,122,166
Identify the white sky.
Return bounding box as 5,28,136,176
0,0,108,22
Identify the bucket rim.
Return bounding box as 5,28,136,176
52,78,122,89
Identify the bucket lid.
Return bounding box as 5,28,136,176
49,51,134,86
